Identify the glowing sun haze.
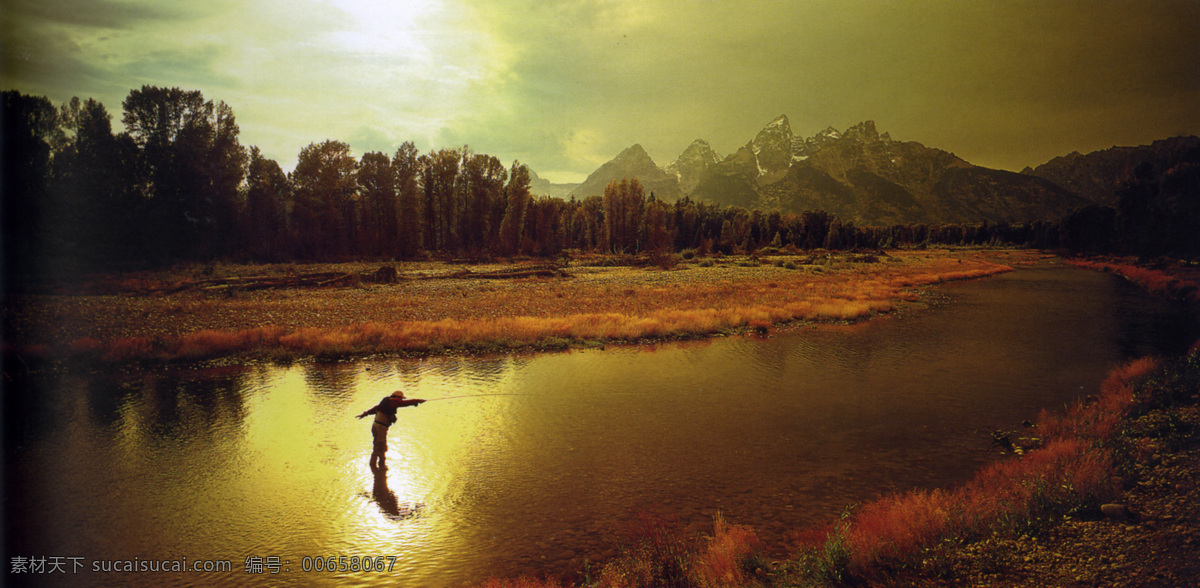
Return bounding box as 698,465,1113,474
4,0,1198,183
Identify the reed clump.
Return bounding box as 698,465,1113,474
588,513,763,588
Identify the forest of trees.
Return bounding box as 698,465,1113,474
1056,161,1200,259
4,87,1196,277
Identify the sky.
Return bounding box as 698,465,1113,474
4,0,1199,183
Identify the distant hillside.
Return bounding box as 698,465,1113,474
528,169,578,199
1022,136,1200,207
567,144,682,201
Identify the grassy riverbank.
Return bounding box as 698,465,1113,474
478,343,1200,588
1065,257,1200,302
5,248,1025,364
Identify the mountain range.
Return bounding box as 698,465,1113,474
533,115,1199,226
1021,135,1200,207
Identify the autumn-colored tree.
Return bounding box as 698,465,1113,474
564,196,604,251
719,207,751,253
717,219,735,253
242,146,291,261
47,97,142,265
800,210,834,249
291,140,357,260
602,178,646,253
497,162,532,256
671,197,700,251
766,210,782,243
525,196,566,255
393,142,422,259
644,197,673,255
356,151,397,257
748,209,765,249
122,86,246,261
458,152,507,253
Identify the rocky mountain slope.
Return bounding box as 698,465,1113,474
687,117,1088,224
755,120,1087,224
665,139,721,196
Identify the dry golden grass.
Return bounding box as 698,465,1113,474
9,249,1024,363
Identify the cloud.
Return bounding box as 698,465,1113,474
2,0,1198,178
2,0,249,106
453,0,1200,176
6,0,184,30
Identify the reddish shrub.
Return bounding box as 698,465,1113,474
693,513,761,587
598,513,696,588
845,489,952,573
100,336,159,362
67,337,104,357
1039,356,1157,442
832,434,1122,579
1067,259,1200,301
475,576,571,588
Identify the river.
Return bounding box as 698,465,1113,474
5,261,1198,586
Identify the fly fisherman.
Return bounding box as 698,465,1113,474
356,391,426,470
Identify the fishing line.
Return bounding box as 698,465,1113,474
423,393,527,402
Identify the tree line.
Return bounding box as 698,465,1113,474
1056,161,1200,259
5,87,1195,277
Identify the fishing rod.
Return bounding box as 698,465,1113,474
423,393,527,402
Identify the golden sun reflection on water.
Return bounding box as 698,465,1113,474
212,359,525,578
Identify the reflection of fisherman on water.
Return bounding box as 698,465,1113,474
371,465,401,517
368,460,426,519
356,390,426,471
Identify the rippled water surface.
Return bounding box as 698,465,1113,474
6,262,1198,586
